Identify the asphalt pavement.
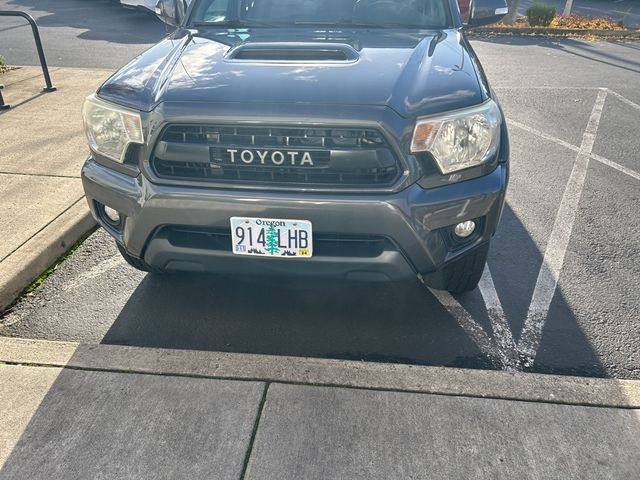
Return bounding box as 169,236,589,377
1,2,639,381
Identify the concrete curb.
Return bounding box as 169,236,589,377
1,337,638,408
0,199,95,313
470,27,640,38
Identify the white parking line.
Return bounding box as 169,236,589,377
428,288,504,367
517,89,608,364
590,152,640,181
508,120,581,154
608,89,640,112
508,120,640,183
478,266,520,371
61,255,126,293
429,87,639,370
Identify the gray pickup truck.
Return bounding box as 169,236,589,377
82,0,509,293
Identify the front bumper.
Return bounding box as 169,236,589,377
82,157,508,281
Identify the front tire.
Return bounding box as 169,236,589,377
116,243,160,273
439,242,489,294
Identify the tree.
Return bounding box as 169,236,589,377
265,225,280,255
504,0,520,24
563,0,574,17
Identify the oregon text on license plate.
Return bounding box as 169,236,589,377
230,217,313,258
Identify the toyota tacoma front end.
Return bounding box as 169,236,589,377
81,0,509,293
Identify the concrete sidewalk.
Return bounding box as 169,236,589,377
1,337,639,479
0,67,112,312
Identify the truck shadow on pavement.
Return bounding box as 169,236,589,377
1,196,638,479
0,199,635,477
100,203,607,378
1,202,634,477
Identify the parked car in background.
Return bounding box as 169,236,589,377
83,0,510,294
120,0,158,12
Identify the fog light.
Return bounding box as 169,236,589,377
454,220,476,238
103,205,121,224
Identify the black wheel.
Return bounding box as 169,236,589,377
439,242,489,294
116,243,160,273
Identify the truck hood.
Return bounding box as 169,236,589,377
99,27,484,118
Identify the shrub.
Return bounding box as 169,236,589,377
0,55,5,67
526,4,557,27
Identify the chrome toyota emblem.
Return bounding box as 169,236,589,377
227,149,314,166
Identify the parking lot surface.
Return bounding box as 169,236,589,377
1,2,639,380
0,0,165,68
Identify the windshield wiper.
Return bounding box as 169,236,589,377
293,20,387,28
294,20,440,29
191,20,278,28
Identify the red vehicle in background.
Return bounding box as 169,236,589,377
458,0,471,20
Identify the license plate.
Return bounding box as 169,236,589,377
230,217,313,258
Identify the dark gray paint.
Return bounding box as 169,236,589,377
98,28,486,117
83,0,508,283
82,158,507,275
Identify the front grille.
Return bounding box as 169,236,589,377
151,124,402,189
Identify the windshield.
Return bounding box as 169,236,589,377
189,0,451,29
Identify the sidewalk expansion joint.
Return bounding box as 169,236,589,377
240,383,270,480
1,358,637,411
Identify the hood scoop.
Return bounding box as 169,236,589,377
225,42,359,63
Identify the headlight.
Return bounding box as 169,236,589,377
411,99,501,174
82,94,143,163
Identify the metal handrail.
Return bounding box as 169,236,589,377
0,85,7,111
0,10,56,109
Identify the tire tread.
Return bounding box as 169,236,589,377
441,243,489,294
